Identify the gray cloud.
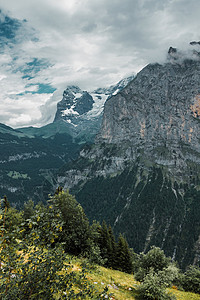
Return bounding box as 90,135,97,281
0,0,200,127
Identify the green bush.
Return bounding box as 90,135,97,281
0,247,104,299
182,265,200,294
137,269,177,300
135,247,179,300
135,246,170,282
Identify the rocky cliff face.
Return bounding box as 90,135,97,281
54,86,95,123
97,59,200,177
54,46,200,269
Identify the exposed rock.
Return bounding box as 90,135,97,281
97,59,200,180
54,86,94,122
190,41,200,46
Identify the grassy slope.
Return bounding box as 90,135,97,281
1,251,200,299
71,258,200,300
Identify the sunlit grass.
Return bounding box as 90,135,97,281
169,288,200,300
77,260,200,300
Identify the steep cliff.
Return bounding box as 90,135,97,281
54,46,200,269
96,58,200,181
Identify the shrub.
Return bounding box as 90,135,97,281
0,246,105,299
182,265,200,294
135,246,170,282
137,269,176,300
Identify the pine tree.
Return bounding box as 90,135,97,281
48,189,92,255
107,225,117,268
98,220,110,265
23,199,35,220
115,234,133,273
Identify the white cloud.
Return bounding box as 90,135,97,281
0,0,200,127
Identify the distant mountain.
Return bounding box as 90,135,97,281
0,123,80,206
53,75,135,143
0,123,28,137
52,45,200,269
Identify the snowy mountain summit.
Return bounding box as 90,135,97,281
53,75,134,141
54,86,95,124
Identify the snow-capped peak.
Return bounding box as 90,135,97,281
54,75,135,125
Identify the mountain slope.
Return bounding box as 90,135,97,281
53,47,200,269
0,126,80,206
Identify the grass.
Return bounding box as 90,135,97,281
86,265,139,299
70,257,200,300
169,288,200,300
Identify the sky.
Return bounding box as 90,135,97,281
0,0,200,128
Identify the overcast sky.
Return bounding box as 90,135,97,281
0,0,200,128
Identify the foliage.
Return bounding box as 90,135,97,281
97,220,115,267
74,165,200,270
182,265,200,294
135,246,171,282
88,221,106,265
137,270,176,300
1,246,108,299
0,196,109,299
22,201,59,248
116,234,133,274
21,190,94,257
23,199,35,220
1,192,200,299
135,247,179,300
97,221,134,273
48,189,94,256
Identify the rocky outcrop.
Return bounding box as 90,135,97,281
190,41,200,46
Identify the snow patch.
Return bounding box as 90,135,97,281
86,93,108,118
73,92,82,100
61,108,79,116
112,89,120,96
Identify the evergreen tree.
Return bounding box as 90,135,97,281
97,220,110,265
97,221,117,268
108,225,117,268
23,199,35,220
115,234,133,273
48,189,92,255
